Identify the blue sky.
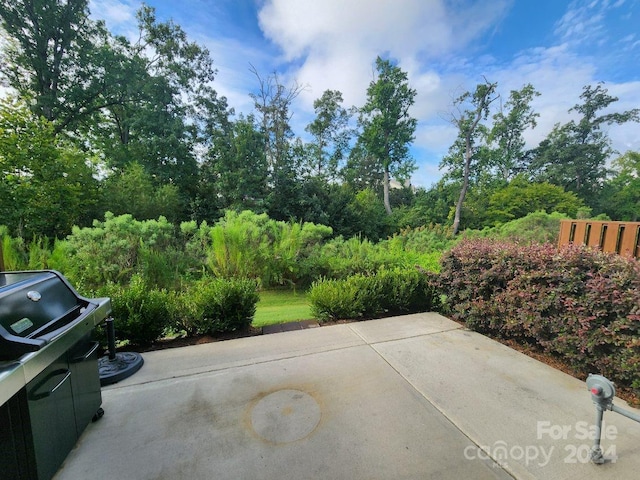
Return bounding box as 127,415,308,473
90,0,640,187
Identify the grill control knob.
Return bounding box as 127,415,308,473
27,290,42,302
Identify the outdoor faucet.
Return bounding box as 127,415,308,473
586,374,640,464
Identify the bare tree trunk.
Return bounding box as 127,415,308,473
452,138,472,235
383,168,392,215
450,79,498,235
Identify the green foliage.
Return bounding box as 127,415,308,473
345,188,389,241
62,213,178,290
309,275,376,321
0,0,112,127
488,84,540,179
170,277,259,336
101,162,182,222
26,236,51,270
309,268,440,322
529,83,640,205
203,210,332,288
304,89,352,180
462,211,569,245
0,99,100,238
316,226,444,280
374,268,441,315
484,176,584,224
0,226,27,270
438,239,640,396
358,57,417,214
97,275,171,345
442,79,499,234
201,114,268,214
599,151,640,221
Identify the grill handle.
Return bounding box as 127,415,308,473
29,369,72,401
70,341,100,363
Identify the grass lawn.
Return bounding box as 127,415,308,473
252,290,314,328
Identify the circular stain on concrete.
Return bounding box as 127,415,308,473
251,389,321,444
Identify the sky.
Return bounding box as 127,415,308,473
88,0,640,187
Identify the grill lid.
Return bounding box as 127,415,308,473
0,270,96,360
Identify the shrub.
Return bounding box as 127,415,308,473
204,210,332,288
309,275,375,322
438,239,640,396
461,211,569,245
62,213,179,290
97,275,171,345
0,227,28,270
309,268,440,322
375,268,441,315
171,277,259,335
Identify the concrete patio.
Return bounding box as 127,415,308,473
54,313,640,479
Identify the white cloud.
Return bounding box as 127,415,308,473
257,0,511,111
89,0,138,30
252,0,514,188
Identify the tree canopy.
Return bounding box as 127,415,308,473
358,57,417,215
0,2,638,241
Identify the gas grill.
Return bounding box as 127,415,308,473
0,270,111,480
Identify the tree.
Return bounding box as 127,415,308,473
201,114,268,215
443,79,499,235
358,57,417,215
0,0,123,131
0,99,99,238
305,90,352,180
483,176,585,225
342,139,384,192
101,162,181,222
249,65,304,171
346,189,389,241
249,67,307,220
530,83,639,205
599,151,640,221
0,2,224,219
489,84,540,180
87,5,221,214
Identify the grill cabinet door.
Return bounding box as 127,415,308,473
68,337,102,437
27,355,77,480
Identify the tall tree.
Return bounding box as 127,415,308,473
341,138,384,192
89,5,221,212
249,66,306,220
201,114,268,214
530,83,639,204
0,0,123,131
249,65,304,171
443,79,498,235
599,151,640,221
488,84,540,180
0,2,224,218
0,99,99,238
305,89,352,180
358,57,417,215
101,162,181,222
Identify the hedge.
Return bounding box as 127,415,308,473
170,277,259,336
97,275,259,344
438,239,640,396
309,268,441,322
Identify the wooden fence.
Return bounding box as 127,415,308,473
558,220,640,259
